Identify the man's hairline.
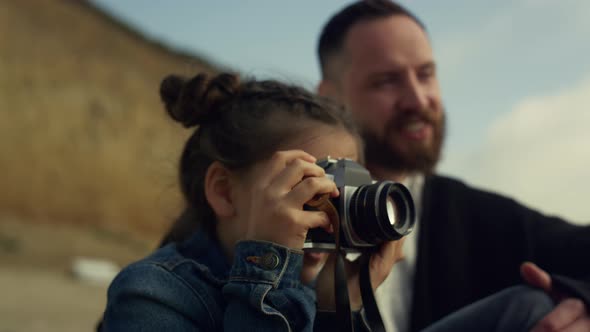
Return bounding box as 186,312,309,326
321,12,427,85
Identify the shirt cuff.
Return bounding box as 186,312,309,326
230,240,304,289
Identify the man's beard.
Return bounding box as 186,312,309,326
362,112,446,175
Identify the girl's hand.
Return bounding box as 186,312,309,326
239,150,338,249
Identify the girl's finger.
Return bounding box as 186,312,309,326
298,210,332,233
255,150,317,187
271,158,326,193
286,176,338,206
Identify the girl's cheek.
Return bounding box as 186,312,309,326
300,252,329,284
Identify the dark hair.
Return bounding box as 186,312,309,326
318,0,426,79
159,72,360,240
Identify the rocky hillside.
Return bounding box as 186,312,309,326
0,1,220,236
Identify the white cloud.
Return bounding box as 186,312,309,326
434,0,590,225
441,76,590,224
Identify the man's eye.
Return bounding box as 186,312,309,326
373,76,399,87
418,67,435,81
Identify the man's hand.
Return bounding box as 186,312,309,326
521,262,590,332
366,237,406,291
315,238,406,310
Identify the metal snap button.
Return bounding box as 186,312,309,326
246,253,280,270
259,252,280,270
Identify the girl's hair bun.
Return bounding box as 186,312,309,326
159,72,240,128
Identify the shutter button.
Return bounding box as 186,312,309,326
246,253,280,270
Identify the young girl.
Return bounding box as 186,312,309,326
101,73,553,331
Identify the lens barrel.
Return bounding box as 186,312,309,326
349,181,415,244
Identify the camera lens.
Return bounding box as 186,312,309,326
349,181,415,244
386,196,397,225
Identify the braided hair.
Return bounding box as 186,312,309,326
159,72,360,238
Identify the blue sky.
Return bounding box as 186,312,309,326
91,0,589,224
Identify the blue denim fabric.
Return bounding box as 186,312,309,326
102,230,552,332
422,286,554,332
102,231,316,331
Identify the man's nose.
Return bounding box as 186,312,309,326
398,75,429,111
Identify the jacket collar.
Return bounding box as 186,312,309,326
178,229,231,280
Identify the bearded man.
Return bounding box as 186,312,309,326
316,1,590,331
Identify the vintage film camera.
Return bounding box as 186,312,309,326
304,158,415,252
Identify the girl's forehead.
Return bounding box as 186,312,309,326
283,126,360,162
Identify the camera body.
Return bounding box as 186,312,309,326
303,158,415,253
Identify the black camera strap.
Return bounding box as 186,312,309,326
307,194,354,331
307,194,385,332
334,250,354,331
360,254,386,332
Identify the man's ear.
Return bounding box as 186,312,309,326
204,161,235,218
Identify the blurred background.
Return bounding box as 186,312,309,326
1,1,588,331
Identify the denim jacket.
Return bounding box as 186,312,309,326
102,229,324,331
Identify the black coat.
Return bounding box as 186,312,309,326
410,175,590,331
